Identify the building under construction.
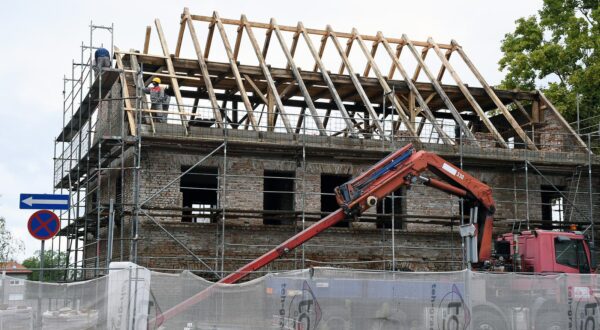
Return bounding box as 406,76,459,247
53,8,600,281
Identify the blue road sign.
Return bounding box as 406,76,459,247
20,194,69,210
28,210,60,240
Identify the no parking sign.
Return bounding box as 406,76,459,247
27,210,60,240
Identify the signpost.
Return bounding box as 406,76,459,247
22,194,66,328
20,194,69,210
27,210,61,288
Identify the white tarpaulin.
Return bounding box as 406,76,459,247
1,266,599,329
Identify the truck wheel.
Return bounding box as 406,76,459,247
535,312,563,330
472,310,505,330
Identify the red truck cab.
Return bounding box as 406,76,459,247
495,230,594,273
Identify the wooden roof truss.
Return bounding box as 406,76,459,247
111,8,589,151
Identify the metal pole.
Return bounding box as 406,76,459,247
525,149,530,230
221,114,227,277
588,134,594,247
106,198,115,272
391,86,396,271
577,94,581,134
40,240,45,281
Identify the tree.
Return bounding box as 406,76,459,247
22,250,68,282
0,216,24,263
498,0,600,128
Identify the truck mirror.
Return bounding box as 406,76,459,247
589,243,597,269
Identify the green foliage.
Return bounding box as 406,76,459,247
499,0,600,126
22,250,68,282
0,217,24,263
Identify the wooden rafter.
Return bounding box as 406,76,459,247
429,37,507,148
363,40,379,77
538,91,589,150
412,46,429,81
113,47,137,136
183,8,224,127
213,12,259,130
451,40,536,150
378,32,452,145
155,19,190,134
143,26,151,54
352,31,419,139
272,18,326,135
403,35,477,145
328,26,384,137
174,16,186,57
436,48,452,81
129,52,156,133
241,15,293,134
299,22,357,136
387,44,403,79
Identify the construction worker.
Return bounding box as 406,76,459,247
143,77,169,123
93,47,111,78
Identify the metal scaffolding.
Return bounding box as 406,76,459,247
51,10,600,282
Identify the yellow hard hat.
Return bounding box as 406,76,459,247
152,77,161,84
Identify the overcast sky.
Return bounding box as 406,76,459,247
0,0,542,261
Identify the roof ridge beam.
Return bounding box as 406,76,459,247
189,14,453,49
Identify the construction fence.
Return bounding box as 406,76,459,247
1,262,600,329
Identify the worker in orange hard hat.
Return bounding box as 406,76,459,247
143,77,170,123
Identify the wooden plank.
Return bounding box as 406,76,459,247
429,38,507,148
155,19,189,134
363,40,379,77
436,48,452,81
375,32,451,144
538,91,589,150
241,15,293,134
184,8,224,127
174,15,186,57
213,12,259,130
404,35,477,144
129,52,155,133
113,47,137,136
451,39,537,150
387,44,403,79
299,22,357,136
189,14,454,49
328,26,385,137
143,26,151,54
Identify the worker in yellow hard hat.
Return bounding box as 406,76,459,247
143,77,170,123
